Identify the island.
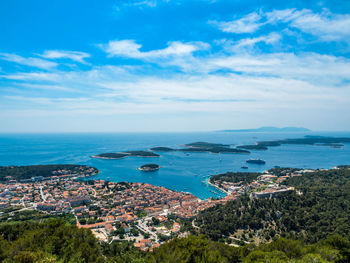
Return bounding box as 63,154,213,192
256,136,350,149
183,142,230,148
178,146,249,154
91,151,160,159
218,126,311,133
150,147,175,152
314,143,344,148
237,145,268,150
0,164,99,183
150,142,250,154
138,164,160,172
246,159,266,164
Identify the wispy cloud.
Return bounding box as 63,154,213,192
210,12,264,33
40,50,90,63
218,32,281,53
213,8,350,43
100,40,209,59
114,0,170,11
2,47,350,131
286,10,350,41
0,53,57,69
132,0,158,8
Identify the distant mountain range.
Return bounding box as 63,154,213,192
218,126,311,133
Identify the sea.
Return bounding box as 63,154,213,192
0,131,350,199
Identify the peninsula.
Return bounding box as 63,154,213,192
0,164,99,183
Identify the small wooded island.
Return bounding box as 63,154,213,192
138,164,160,171
246,159,266,164
92,151,160,159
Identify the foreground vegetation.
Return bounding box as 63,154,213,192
0,219,349,263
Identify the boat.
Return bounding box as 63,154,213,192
241,166,248,169
246,159,266,165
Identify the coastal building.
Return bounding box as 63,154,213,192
250,187,294,199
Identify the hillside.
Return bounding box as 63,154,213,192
192,168,350,244
0,220,349,263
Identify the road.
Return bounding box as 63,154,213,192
136,220,158,242
39,185,47,202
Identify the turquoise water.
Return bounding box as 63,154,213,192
0,132,350,199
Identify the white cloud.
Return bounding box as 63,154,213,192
218,32,281,53
1,34,350,131
115,0,171,11
100,40,209,59
210,12,264,33
265,8,303,23
214,8,350,42
40,50,90,63
1,72,60,81
289,10,350,41
265,8,350,41
0,53,57,69
132,0,157,7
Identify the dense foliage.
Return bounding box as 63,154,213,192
210,172,261,184
194,168,350,243
0,164,97,182
150,235,350,263
0,219,104,262
2,221,348,263
0,210,76,224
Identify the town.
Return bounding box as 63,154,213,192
0,166,239,251
0,165,322,250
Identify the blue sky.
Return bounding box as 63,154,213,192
1,0,350,132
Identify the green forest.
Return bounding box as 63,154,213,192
193,169,350,243
0,220,349,263
210,172,261,184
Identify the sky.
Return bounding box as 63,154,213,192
1,0,350,132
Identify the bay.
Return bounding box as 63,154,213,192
0,131,350,199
